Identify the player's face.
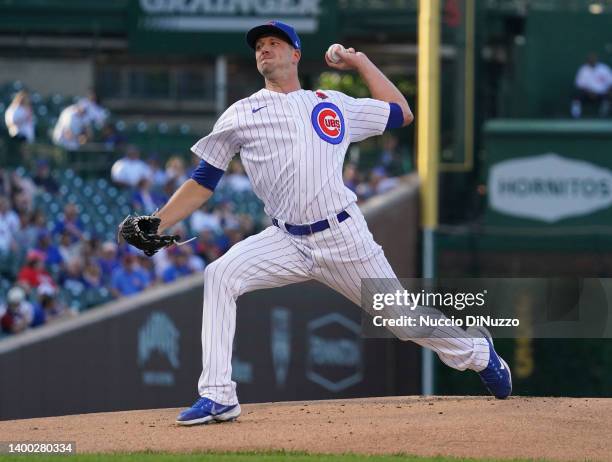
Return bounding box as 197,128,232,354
255,35,300,79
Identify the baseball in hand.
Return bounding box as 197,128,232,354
326,43,346,64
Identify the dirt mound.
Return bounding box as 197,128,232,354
0,396,609,460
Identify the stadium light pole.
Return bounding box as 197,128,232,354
417,0,440,396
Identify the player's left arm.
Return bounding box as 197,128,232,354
325,48,414,127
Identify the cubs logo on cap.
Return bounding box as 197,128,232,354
311,102,345,145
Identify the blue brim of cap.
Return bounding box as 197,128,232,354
246,25,294,50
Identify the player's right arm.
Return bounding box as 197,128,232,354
326,47,413,127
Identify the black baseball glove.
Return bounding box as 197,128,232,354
117,215,180,257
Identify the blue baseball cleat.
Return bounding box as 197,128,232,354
476,328,512,399
176,397,241,426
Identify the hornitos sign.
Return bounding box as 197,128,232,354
139,0,321,32
488,153,612,223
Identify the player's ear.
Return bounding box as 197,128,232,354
292,48,301,64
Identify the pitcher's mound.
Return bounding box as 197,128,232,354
1,396,610,461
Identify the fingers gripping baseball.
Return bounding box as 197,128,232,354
325,44,364,70
117,214,180,257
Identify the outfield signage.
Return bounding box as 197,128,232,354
139,0,320,32
129,0,337,56
488,153,612,223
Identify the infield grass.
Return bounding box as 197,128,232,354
0,452,549,462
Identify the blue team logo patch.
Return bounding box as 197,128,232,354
311,102,345,145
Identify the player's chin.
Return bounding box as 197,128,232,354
258,63,275,78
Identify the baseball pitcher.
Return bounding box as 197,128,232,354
119,20,511,426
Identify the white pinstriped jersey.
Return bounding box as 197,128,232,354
191,88,391,224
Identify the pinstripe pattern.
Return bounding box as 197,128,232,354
194,88,490,405
191,89,390,224
197,204,490,405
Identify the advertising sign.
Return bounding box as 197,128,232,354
488,153,612,223
129,0,338,57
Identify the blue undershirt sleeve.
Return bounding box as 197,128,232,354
190,160,225,191
386,102,404,129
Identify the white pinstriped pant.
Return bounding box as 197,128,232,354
198,202,490,404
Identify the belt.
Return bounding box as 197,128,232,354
272,210,351,236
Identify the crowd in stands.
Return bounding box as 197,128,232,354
1,81,411,339
343,135,407,202
0,153,265,336
4,88,108,149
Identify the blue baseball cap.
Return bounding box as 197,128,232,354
246,20,301,50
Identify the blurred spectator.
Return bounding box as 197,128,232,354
52,102,91,150
165,156,188,190
36,231,63,269
59,257,86,294
58,230,81,263
343,163,360,193
17,249,55,289
225,224,245,249
80,237,100,262
97,241,119,283
195,230,223,264
110,252,150,297
15,210,38,249
101,124,126,151
181,244,205,272
379,134,408,174
10,171,36,213
372,166,400,194
0,196,19,256
82,260,103,289
36,283,72,324
162,248,194,283
152,247,171,280
110,145,151,188
29,292,47,328
356,167,399,201
217,201,240,230
32,160,59,194
162,178,177,203
132,178,163,215
186,154,202,178
78,90,108,128
571,52,612,118
53,203,84,242
223,160,252,192
12,189,32,215
29,209,49,244
0,168,11,197
30,209,48,237
190,203,222,234
4,90,35,143
147,155,168,188
151,222,189,278
0,286,33,334
138,253,157,285
237,214,255,236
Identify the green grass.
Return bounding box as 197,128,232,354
0,451,549,462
